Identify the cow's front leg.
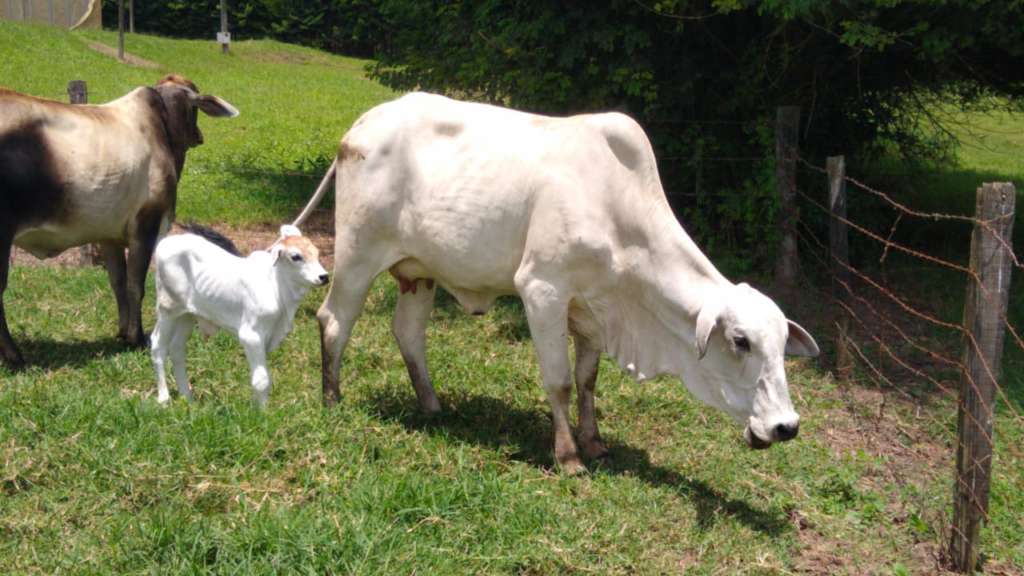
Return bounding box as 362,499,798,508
0,232,25,369
517,273,583,474
392,278,441,413
124,210,163,348
573,333,608,460
100,242,131,341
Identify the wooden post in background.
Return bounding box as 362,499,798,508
117,0,125,60
65,0,72,27
68,81,102,268
128,0,134,33
47,0,54,24
950,182,1015,573
220,0,229,54
827,155,852,379
774,106,801,287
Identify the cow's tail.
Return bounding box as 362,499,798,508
292,159,337,229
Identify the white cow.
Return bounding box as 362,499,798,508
296,92,819,473
151,225,329,407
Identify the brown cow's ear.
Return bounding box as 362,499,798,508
191,94,239,118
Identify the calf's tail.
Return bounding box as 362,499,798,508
292,159,337,229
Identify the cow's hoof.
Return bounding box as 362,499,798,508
580,438,609,460
1,353,25,372
557,456,587,476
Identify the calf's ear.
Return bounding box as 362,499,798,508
785,320,820,357
279,225,301,238
190,93,239,118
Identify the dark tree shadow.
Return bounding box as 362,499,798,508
360,387,792,537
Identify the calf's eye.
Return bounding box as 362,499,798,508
733,336,750,352
290,253,303,262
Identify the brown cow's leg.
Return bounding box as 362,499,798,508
124,207,164,348
0,231,25,369
100,242,131,341
573,334,608,460
392,279,441,413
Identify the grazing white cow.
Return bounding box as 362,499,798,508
0,75,238,369
296,92,819,473
150,225,328,407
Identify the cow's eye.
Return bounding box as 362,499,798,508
733,336,750,352
290,253,303,262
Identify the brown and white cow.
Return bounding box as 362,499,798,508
295,93,819,474
0,75,238,368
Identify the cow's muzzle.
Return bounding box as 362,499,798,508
744,426,772,450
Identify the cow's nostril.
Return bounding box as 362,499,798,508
318,274,329,284
774,422,799,442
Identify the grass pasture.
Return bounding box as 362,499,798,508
1,21,1023,574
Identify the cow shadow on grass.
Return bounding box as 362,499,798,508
10,337,127,371
360,387,792,537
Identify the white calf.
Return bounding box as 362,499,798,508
150,225,328,407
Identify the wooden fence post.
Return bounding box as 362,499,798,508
775,106,801,287
827,155,852,378
950,182,1015,573
128,0,134,33
68,81,102,268
117,0,125,60
220,0,229,54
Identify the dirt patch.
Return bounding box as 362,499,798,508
9,208,336,269
85,41,161,69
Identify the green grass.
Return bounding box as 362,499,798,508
0,20,395,225
2,21,1023,574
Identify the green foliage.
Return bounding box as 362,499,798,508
369,0,1024,259
100,0,386,57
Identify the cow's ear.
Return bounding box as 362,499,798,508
191,93,239,118
785,320,820,357
270,244,283,265
695,298,722,360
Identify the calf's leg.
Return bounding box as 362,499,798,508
0,231,24,369
573,333,608,459
151,314,178,404
516,272,584,474
391,279,441,413
239,327,271,408
169,316,195,401
100,242,131,341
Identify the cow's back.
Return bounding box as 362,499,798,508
1,88,167,255
337,93,668,294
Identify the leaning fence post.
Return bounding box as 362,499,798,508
774,106,801,287
827,155,852,378
68,81,102,268
950,182,1015,573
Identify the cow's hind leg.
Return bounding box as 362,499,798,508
573,333,608,460
516,272,584,474
100,242,131,341
317,259,378,407
124,206,164,348
392,279,441,413
0,229,24,369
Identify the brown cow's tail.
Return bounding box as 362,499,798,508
292,159,337,229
